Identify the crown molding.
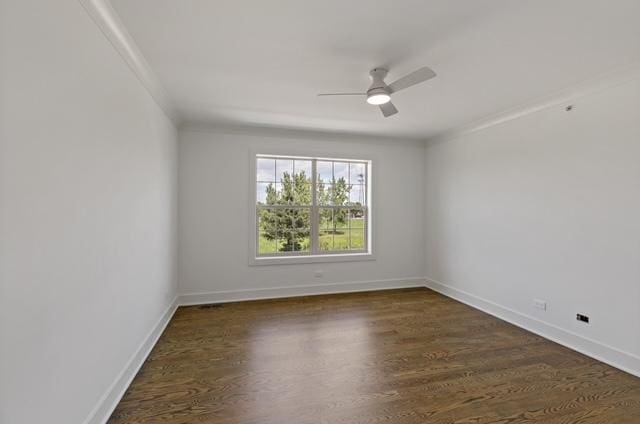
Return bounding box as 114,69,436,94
180,121,426,147
426,61,640,145
78,0,179,123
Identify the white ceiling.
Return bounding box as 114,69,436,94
110,0,640,140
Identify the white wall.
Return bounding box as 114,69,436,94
3,3,636,423
424,77,640,372
0,2,178,423
178,128,426,300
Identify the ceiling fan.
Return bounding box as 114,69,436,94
318,66,436,117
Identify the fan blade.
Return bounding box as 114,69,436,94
379,101,398,117
317,93,366,96
387,66,436,94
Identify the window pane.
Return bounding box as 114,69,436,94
319,229,333,251
258,231,278,255
349,228,365,250
316,161,333,184
273,183,283,199
349,208,366,228
258,209,278,237
278,181,310,205
319,208,333,231
258,207,311,255
294,179,312,205
278,230,310,252
334,161,349,182
349,209,366,250
318,208,333,251
279,227,290,251
257,182,274,204
349,162,366,185
333,208,349,232
318,207,351,251
257,158,275,182
316,183,331,206
278,229,293,252
277,166,311,205
292,208,311,229
332,178,350,206
294,160,312,180
295,233,311,252
349,184,365,205
332,228,350,250
276,159,294,183
333,208,349,250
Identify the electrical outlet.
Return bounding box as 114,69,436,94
533,299,547,311
314,270,323,278
577,314,589,323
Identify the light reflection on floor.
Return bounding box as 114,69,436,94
246,310,377,420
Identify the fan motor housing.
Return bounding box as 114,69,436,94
367,68,391,105
367,86,389,96
368,68,389,89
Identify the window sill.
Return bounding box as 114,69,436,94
249,253,375,266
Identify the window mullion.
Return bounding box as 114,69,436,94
311,159,319,255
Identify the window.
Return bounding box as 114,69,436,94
252,154,372,264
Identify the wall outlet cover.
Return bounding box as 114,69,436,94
533,299,547,311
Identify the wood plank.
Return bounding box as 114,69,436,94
108,288,640,423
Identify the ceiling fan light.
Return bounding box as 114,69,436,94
366,93,391,105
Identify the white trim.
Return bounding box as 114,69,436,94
250,252,376,266
426,61,640,144
424,278,640,378
179,122,426,146
77,0,179,123
178,278,426,306
82,297,179,424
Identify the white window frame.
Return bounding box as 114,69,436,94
249,150,375,266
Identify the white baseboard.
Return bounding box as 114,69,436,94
82,297,179,424
178,278,426,306
424,278,640,378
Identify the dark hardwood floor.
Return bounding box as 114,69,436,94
108,287,640,423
